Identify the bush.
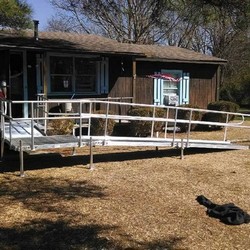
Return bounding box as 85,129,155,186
202,101,240,130
127,107,166,136
90,110,116,136
48,119,74,135
177,104,202,132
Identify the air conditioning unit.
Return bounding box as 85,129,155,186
163,94,179,106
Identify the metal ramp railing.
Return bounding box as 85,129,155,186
0,98,249,176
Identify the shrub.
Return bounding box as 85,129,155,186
48,119,74,135
127,107,166,136
202,101,240,130
177,104,202,132
90,110,116,136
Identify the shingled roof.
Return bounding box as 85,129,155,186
0,30,226,64
134,44,226,64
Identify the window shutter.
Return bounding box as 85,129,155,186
180,72,190,104
153,72,162,105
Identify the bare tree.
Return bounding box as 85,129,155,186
162,0,249,53
46,14,84,33
48,0,174,44
48,0,249,48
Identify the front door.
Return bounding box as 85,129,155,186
10,51,25,117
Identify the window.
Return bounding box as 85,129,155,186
162,79,179,106
48,55,108,95
50,56,73,92
153,70,190,106
75,58,96,92
163,80,178,95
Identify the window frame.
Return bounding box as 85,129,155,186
153,70,190,106
47,53,103,96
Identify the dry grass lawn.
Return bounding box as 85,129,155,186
0,122,250,249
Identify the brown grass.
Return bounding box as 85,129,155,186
0,122,250,249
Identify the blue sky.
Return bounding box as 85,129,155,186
26,0,55,30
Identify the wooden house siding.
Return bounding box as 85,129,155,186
108,76,133,115
135,77,153,104
188,66,218,108
107,59,219,109
109,76,133,99
189,78,215,108
135,61,219,108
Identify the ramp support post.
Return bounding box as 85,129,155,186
180,139,184,160
89,136,95,170
0,131,4,160
72,147,76,155
19,140,25,177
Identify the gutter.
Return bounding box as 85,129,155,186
0,44,145,57
135,57,227,65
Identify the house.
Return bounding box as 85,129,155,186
0,27,226,117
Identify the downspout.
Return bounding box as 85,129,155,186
216,65,222,101
43,53,48,96
132,59,136,103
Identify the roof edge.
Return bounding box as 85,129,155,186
135,57,227,65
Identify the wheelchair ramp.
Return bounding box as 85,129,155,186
0,98,249,176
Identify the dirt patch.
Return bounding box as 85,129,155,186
0,124,250,249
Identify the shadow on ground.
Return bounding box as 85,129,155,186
0,146,229,173
0,219,184,250
0,220,117,250
0,176,185,249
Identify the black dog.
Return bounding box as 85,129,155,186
196,195,250,225
49,104,63,117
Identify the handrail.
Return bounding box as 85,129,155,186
10,98,250,117
1,98,250,152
